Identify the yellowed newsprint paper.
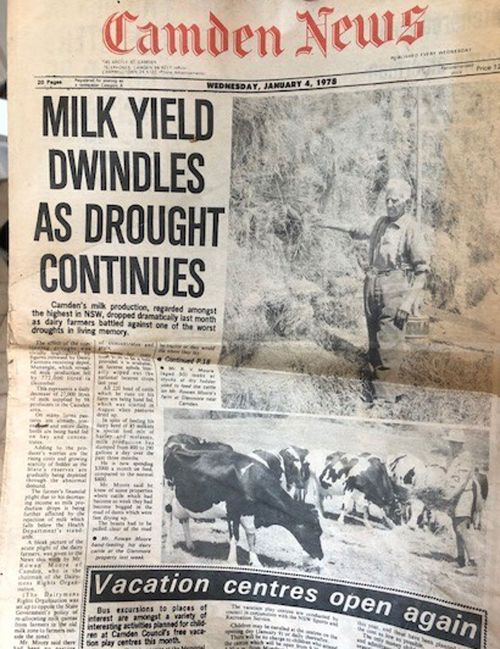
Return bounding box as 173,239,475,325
2,1,500,649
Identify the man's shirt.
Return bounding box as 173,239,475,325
445,451,475,518
368,214,429,274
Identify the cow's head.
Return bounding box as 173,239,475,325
405,499,434,531
384,497,405,526
280,447,311,499
292,502,324,561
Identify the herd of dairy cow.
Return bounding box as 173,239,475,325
163,433,488,569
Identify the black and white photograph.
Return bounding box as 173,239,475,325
162,409,490,606
221,82,499,404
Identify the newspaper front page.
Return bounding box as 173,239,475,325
1,1,500,648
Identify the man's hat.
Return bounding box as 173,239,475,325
445,429,466,444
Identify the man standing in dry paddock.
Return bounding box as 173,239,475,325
336,178,429,402
443,429,478,573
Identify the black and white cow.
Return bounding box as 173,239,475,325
319,452,398,528
164,444,324,568
388,455,447,532
387,454,426,489
388,454,429,529
252,447,325,517
279,446,312,502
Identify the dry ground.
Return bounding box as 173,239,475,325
162,494,487,608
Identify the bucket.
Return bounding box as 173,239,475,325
405,315,429,340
